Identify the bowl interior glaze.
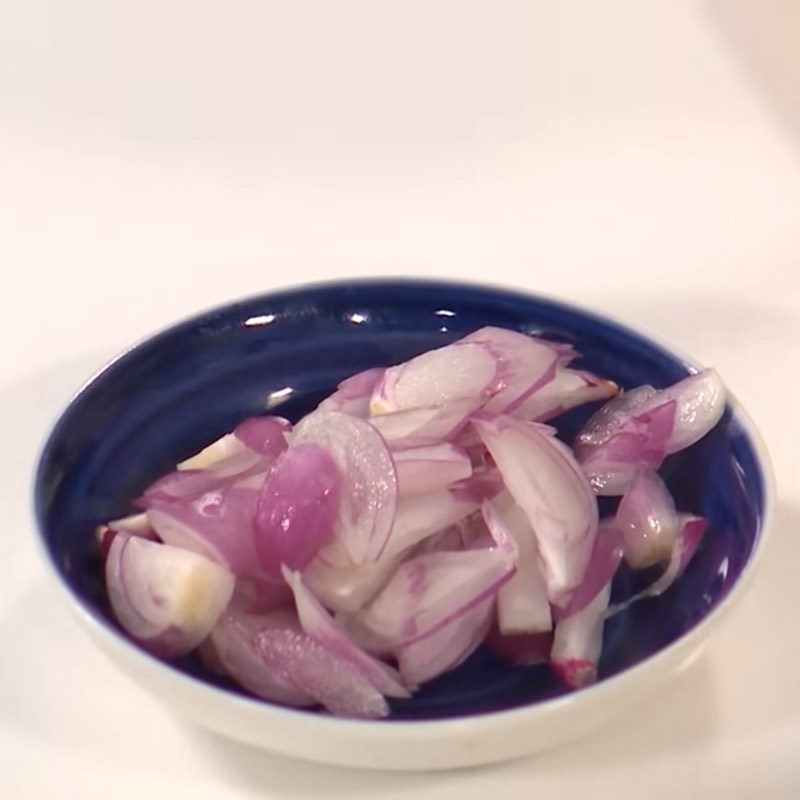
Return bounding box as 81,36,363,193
34,280,765,720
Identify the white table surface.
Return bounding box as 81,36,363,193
2,2,799,797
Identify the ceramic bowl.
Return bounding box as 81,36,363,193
33,280,773,770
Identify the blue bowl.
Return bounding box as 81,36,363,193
32,280,773,766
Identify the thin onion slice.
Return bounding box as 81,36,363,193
461,327,566,414
393,443,472,495
551,581,611,689
138,450,269,506
351,546,515,650
368,397,483,448
383,472,501,559
283,567,411,697
177,434,250,471
577,400,676,496
370,342,502,416
147,486,268,580
552,520,623,621
474,413,598,601
291,410,397,565
210,609,315,706
616,470,682,568
482,493,552,634
303,554,401,614
318,368,386,417
253,443,342,575
256,628,389,718
515,368,618,423
606,516,707,617
396,597,494,685
106,533,234,658
178,417,289,470
576,370,726,495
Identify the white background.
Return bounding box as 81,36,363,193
2,1,799,797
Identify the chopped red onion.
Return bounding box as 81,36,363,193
660,369,726,453
253,443,342,576
96,513,158,553
577,400,676,496
577,370,726,495
209,609,321,707
396,597,494,685
516,368,618,423
177,434,251,471
139,450,269,506
382,474,499,559
482,493,552,634
178,418,288,471
370,342,502,416
616,470,682,568
303,554,401,613
318,368,386,417
461,326,566,414
474,414,598,601
552,520,623,621
551,581,611,688
291,410,397,565
147,486,268,580
233,416,290,457
368,397,483,447
256,629,389,718
392,443,472,495
283,568,411,697
352,546,515,649
607,515,707,617
106,533,234,658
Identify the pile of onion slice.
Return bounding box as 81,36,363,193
99,326,726,716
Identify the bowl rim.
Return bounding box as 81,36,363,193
31,277,776,735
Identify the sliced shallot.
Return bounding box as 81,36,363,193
474,413,598,601
233,416,290,457
392,443,472,495
318,368,386,417
383,473,501,558
370,341,501,416
461,326,566,414
352,545,515,649
576,369,726,495
515,368,618,423
291,410,397,565
147,486,267,580
283,567,411,697
106,533,234,658
607,515,707,617
551,581,612,689
253,443,342,575
210,608,315,706
482,493,552,634
396,597,494,685
302,554,401,614
552,520,623,620
178,417,289,470
616,470,682,568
